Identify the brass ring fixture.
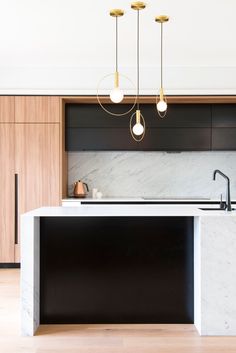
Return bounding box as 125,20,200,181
96,73,137,117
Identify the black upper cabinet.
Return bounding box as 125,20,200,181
66,128,139,151
212,128,236,150
212,104,236,127
65,102,236,151
66,103,211,129
143,104,211,128
66,104,131,128
139,128,211,151
211,104,236,150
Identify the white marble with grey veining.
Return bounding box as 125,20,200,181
68,151,236,199
21,205,236,336
20,216,40,336
199,216,236,335
18,205,236,217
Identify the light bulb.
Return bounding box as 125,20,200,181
132,123,144,136
110,87,124,103
157,99,167,112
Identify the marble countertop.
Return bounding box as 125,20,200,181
62,197,236,203
62,197,213,202
21,204,236,337
22,205,236,217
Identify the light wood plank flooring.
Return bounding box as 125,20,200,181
1,269,236,353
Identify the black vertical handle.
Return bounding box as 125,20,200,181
84,183,89,192
15,174,18,245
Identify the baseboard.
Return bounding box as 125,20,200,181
0,263,20,268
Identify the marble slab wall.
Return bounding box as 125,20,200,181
68,152,236,199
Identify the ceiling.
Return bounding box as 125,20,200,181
0,0,235,94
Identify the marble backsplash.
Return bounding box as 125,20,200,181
68,152,236,199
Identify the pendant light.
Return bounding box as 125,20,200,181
130,2,146,141
155,15,169,118
110,9,124,103
97,9,136,117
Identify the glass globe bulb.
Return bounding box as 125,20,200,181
157,99,167,112
132,123,144,136
110,87,124,103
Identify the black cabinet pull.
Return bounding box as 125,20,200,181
14,174,18,245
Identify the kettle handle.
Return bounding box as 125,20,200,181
83,182,89,192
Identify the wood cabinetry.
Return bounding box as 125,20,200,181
0,97,15,122
14,124,60,262
15,96,60,123
0,96,63,264
15,124,60,210
0,124,15,262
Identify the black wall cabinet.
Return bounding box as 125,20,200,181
212,105,236,150
65,102,236,151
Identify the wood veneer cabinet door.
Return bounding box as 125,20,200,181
0,97,14,122
15,124,60,262
15,96,60,123
0,124,15,262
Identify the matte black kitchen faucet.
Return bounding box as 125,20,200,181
213,169,232,211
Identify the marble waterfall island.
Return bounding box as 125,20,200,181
21,205,236,336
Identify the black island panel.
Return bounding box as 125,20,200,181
40,216,194,324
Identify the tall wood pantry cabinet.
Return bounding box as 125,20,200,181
0,96,62,264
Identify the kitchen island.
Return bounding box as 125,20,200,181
21,204,236,336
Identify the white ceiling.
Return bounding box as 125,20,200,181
0,0,235,93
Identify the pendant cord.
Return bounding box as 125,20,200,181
137,9,140,109
116,17,118,72
160,22,163,89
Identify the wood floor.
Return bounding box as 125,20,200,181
1,270,236,353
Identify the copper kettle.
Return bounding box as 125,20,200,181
73,180,89,198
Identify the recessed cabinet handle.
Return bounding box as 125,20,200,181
15,174,18,245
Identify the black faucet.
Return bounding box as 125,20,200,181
213,170,232,211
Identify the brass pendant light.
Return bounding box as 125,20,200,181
130,2,146,141
109,9,124,103
97,8,137,117
155,15,169,118
98,3,170,139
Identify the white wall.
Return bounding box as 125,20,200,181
0,0,236,94
68,152,236,199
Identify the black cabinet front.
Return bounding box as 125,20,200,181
40,216,194,324
66,103,212,151
65,102,236,151
138,128,211,151
212,105,236,150
66,128,139,150
212,128,236,150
